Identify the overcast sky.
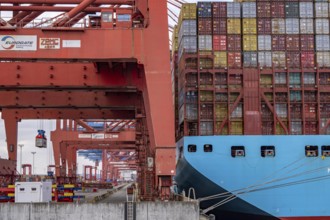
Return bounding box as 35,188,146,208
0,0,231,175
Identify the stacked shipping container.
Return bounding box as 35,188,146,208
173,1,330,138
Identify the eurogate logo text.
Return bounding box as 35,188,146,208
0,35,37,51
1,36,16,50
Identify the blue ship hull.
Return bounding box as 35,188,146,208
175,135,330,219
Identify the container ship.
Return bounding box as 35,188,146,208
172,1,330,219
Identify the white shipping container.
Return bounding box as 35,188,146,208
316,35,330,51
258,52,272,68
15,182,52,203
299,2,313,18
258,35,271,51
198,35,212,51
272,19,285,34
317,52,330,67
286,19,299,34
315,19,329,35
242,2,256,18
227,2,241,18
315,2,329,18
300,19,314,34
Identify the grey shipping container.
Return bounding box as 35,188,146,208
275,103,288,118
186,104,198,120
272,18,285,34
198,35,212,51
315,2,329,18
178,36,197,60
315,19,329,35
258,35,271,51
316,35,330,51
303,73,316,85
285,19,299,34
290,121,302,135
300,19,314,34
231,103,243,118
200,122,213,136
243,52,258,68
285,2,299,18
299,2,313,18
227,2,241,18
317,52,330,67
242,2,256,18
178,20,197,43
258,52,272,68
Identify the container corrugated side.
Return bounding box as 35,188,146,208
243,18,257,34
286,35,300,51
198,35,212,51
243,52,258,67
258,35,271,51
227,18,241,34
257,2,271,18
242,2,256,18
272,35,286,51
212,2,227,18
227,35,241,51
272,52,286,68
285,18,299,34
258,51,272,68
213,35,226,51
316,35,330,51
213,18,227,35
227,2,241,18
257,18,271,35
178,20,197,43
214,51,227,68
178,36,197,60
299,2,313,18
315,2,329,18
301,52,315,68
198,18,212,35
315,19,330,35
243,35,257,51
285,2,299,18
271,2,285,18
197,2,212,18
300,19,314,34
272,18,285,34
317,52,330,67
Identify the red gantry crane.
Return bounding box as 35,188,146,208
0,0,175,200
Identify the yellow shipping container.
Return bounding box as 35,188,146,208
243,18,257,34
171,25,179,53
215,122,228,135
230,121,243,135
227,19,241,34
260,75,273,87
243,35,257,51
215,103,228,120
214,51,227,68
200,91,213,102
178,3,197,28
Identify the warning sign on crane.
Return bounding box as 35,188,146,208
35,129,47,148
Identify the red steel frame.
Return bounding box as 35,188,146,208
0,0,175,199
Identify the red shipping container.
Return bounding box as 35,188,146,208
200,104,214,120
213,35,227,51
257,18,272,34
300,35,314,51
198,18,212,35
271,2,285,18
305,122,317,135
287,52,301,68
301,52,315,68
228,52,242,68
227,35,241,51
212,2,227,18
213,18,227,35
286,35,300,51
257,2,271,18
304,104,316,119
272,35,286,51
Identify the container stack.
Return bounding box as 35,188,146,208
174,1,330,139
